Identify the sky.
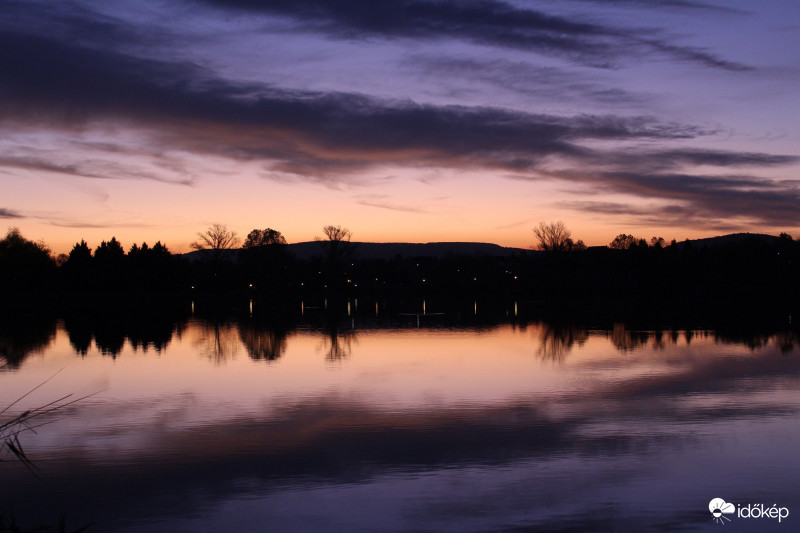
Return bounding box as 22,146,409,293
1,0,799,254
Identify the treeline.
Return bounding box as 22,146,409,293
0,229,188,299
2,226,799,316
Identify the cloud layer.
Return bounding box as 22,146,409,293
1,0,798,237
199,0,750,70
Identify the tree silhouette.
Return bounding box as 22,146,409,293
93,237,126,289
315,225,354,261
0,227,56,294
67,240,92,262
315,225,355,295
243,228,286,248
533,221,573,252
63,239,93,288
610,234,667,250
128,240,174,290
191,224,240,269
94,237,125,260
609,234,639,250
192,224,239,252
241,228,289,293
321,225,351,243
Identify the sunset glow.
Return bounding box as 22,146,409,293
2,0,798,254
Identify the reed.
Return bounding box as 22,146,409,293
1,367,100,473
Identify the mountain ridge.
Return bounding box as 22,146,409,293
181,232,792,261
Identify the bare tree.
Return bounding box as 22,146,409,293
191,225,240,273
315,225,355,293
191,224,240,252
320,225,351,243
315,225,353,259
533,221,572,252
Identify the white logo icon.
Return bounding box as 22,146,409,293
709,498,735,524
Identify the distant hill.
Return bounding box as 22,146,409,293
286,241,533,260
180,233,793,262
181,241,533,262
676,232,785,249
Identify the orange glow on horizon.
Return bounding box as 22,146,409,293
7,164,782,256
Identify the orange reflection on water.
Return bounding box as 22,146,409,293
1,320,797,456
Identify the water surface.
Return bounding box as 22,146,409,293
1,311,799,532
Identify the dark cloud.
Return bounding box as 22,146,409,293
557,200,743,231
569,0,749,15
558,201,652,216
408,56,648,106
0,32,701,171
0,155,194,186
197,0,749,70
0,15,794,227
610,149,799,170
0,0,175,52
565,148,800,179
556,172,800,226
635,37,751,71
0,207,23,219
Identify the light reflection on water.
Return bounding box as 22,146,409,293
1,316,799,532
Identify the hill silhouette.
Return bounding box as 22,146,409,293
180,233,793,262
674,232,784,249
182,241,534,262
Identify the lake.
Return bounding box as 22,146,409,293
1,302,799,532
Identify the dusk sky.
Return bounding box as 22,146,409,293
2,0,799,254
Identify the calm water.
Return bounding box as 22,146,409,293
2,308,799,532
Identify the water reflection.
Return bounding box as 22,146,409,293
193,319,239,363
3,309,800,369
238,321,288,362
1,310,800,532
320,322,357,362
537,323,588,362
60,312,186,358
0,314,56,369
609,323,654,352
